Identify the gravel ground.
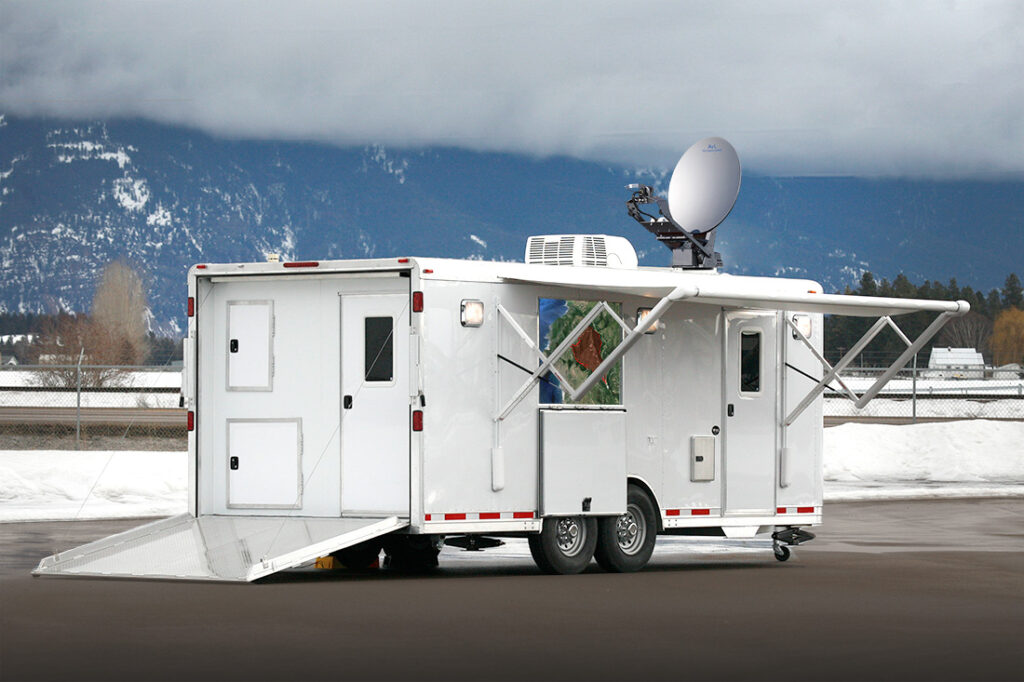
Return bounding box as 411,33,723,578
0,432,185,451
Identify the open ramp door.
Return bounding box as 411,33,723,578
33,515,407,582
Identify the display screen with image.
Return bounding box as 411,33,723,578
538,298,623,405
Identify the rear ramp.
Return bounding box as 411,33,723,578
33,514,406,582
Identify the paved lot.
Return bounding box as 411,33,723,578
2,499,1022,681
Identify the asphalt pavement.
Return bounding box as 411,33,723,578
1,498,1022,682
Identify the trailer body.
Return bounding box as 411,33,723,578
35,252,966,581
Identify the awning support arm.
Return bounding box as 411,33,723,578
785,309,963,425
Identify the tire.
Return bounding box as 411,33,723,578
594,484,657,573
773,544,791,562
528,516,597,575
331,540,382,569
381,535,440,571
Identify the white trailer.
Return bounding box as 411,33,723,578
35,139,967,581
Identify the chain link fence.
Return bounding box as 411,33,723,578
823,362,1024,425
3,357,1022,450
0,365,185,450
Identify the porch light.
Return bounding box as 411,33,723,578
636,308,659,334
461,300,485,327
792,314,812,339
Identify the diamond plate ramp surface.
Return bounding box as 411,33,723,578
33,514,406,582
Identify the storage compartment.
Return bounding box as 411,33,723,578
540,409,626,516
227,300,274,391
690,435,716,482
227,419,302,508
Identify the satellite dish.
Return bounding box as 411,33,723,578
666,137,741,233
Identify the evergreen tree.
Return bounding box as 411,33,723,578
1002,274,1023,309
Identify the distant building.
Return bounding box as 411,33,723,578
927,347,985,379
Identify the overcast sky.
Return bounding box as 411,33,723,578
1,0,1021,176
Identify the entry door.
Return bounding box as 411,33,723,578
723,313,778,515
340,294,410,515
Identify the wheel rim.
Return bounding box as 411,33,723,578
555,517,587,557
614,503,647,556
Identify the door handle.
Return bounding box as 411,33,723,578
229,456,239,470
229,339,239,353
344,395,353,409
727,403,735,417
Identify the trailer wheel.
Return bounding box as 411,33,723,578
528,516,597,575
773,544,791,562
331,540,382,570
382,535,440,571
594,484,657,572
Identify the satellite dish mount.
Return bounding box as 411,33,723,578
626,137,741,270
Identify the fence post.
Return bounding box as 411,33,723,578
75,348,84,450
911,353,917,425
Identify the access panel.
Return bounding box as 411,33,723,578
540,409,627,516
227,419,302,509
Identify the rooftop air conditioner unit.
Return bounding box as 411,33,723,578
524,235,638,268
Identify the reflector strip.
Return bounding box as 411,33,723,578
412,291,424,312
283,261,319,268
424,511,537,522
691,509,710,516
776,506,819,514
187,297,195,317
187,411,194,431
412,410,423,431
666,509,681,516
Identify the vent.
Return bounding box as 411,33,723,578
525,235,637,268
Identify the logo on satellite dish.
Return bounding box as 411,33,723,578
703,143,722,153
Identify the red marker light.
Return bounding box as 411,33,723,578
412,291,424,312
398,258,410,263
283,261,319,268
412,410,423,431
187,297,195,317
187,411,195,431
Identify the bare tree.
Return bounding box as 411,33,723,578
938,311,993,361
992,307,1024,367
91,261,148,366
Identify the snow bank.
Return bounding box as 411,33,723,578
1,422,1021,522
823,420,1023,484
0,451,186,522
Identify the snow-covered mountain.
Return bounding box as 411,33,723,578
1,115,1021,334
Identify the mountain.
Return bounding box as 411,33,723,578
1,114,1021,334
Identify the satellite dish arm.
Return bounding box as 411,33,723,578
625,184,718,263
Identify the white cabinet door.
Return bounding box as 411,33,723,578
340,294,410,515
227,419,302,508
227,301,273,391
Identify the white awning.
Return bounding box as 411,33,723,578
498,268,969,317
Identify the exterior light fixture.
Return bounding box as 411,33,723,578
636,308,659,334
792,314,812,339
461,300,485,327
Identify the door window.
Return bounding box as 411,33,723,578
740,330,761,393
364,317,394,382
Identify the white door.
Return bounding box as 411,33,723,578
227,419,302,508
227,301,273,391
723,312,777,515
340,294,410,515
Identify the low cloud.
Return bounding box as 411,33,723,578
1,0,1022,176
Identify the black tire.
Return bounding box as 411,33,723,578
528,516,597,575
774,544,791,562
331,540,382,569
381,535,440,571
594,484,658,573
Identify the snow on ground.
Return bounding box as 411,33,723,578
0,422,1021,522
0,451,186,522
